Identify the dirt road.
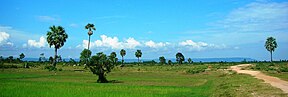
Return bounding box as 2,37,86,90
230,64,288,93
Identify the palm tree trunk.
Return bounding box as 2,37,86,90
88,35,91,50
270,51,273,63
138,57,140,65
122,56,124,66
54,48,57,68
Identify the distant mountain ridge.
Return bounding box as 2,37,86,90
23,57,256,62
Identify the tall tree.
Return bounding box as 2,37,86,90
49,56,53,64
8,56,13,63
19,53,25,61
188,58,192,64
85,23,96,50
265,37,277,62
159,56,166,65
176,52,185,65
120,49,126,66
88,52,115,83
168,60,172,65
135,50,142,65
46,25,68,68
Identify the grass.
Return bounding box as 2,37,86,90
0,64,287,97
250,62,288,81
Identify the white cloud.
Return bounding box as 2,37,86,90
27,36,46,48
123,37,141,49
145,40,169,48
80,35,141,49
179,40,226,51
0,32,9,44
214,2,288,32
37,16,60,22
69,23,78,28
6,42,13,46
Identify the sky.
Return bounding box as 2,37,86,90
0,0,287,61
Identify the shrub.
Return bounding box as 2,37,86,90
186,66,207,74
44,65,57,71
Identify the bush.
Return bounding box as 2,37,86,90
186,66,207,74
44,65,57,71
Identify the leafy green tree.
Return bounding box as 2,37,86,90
85,23,96,50
188,58,192,64
19,53,25,61
109,52,118,66
88,52,115,83
46,25,68,68
120,49,126,66
265,37,277,62
159,56,166,65
49,56,53,64
80,49,92,65
168,60,172,65
135,50,142,65
176,52,185,65
8,56,13,63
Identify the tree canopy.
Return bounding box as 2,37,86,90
176,52,185,64
265,37,277,62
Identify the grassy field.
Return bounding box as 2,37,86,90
250,62,288,81
0,64,287,97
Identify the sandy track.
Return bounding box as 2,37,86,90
230,64,288,93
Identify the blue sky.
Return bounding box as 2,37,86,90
0,0,287,61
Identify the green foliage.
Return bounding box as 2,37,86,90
159,56,166,65
46,25,68,49
1,65,286,97
85,23,96,32
168,60,173,65
186,65,207,74
265,37,277,62
88,52,115,83
46,25,68,68
19,53,25,60
80,49,91,65
188,58,192,64
251,62,288,73
109,52,118,66
120,49,126,66
176,52,185,64
135,50,142,65
44,65,57,71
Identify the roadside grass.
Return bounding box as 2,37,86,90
0,64,287,97
250,62,288,81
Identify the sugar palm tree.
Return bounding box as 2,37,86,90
47,25,68,68
85,23,96,50
120,49,126,66
135,50,142,65
265,37,277,62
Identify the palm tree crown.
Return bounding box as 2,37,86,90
120,49,126,57
85,23,96,36
135,50,142,65
47,25,68,49
265,37,277,62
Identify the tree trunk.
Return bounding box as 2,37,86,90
88,35,91,50
270,51,273,63
138,57,140,65
121,56,124,66
54,48,57,68
97,72,108,83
